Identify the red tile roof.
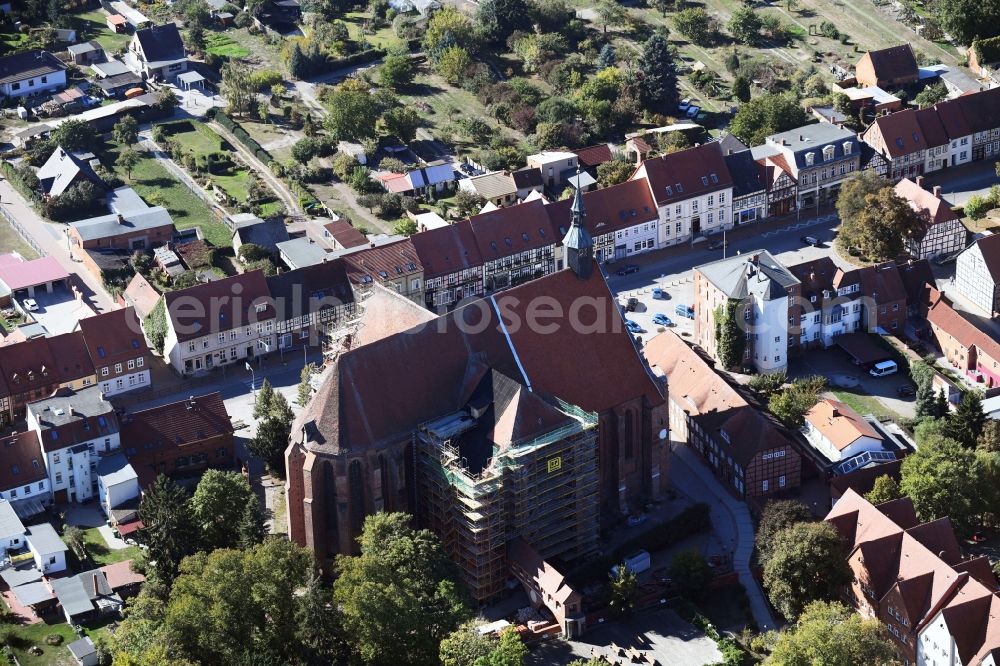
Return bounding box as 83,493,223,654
409,220,483,279
121,273,160,320
0,430,46,492
927,295,1000,362
341,238,422,285
545,179,658,239
804,398,882,451
323,220,368,249
76,308,149,371
572,144,614,168
468,199,559,261
934,98,972,138
0,337,59,400
120,392,233,468
294,265,663,455
635,142,733,205
48,331,95,383
99,560,145,589
868,109,930,158
164,271,274,343
644,331,791,469
894,177,960,239
914,107,948,148
859,44,918,83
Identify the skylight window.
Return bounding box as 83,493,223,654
701,176,708,186
378,270,389,279
97,346,106,358
710,173,718,184
665,186,673,196
675,183,683,193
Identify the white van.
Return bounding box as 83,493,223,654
869,360,898,377
611,550,652,577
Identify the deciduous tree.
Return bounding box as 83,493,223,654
755,499,811,565
113,115,139,146
728,5,763,44
674,8,717,46
764,601,898,665
839,187,922,261
609,562,638,616
669,550,711,600
762,522,852,620
221,60,255,117
191,469,258,551
728,93,807,146
334,513,470,665
379,50,415,89
596,0,627,34
865,474,902,505
476,0,532,44
117,148,140,180
323,80,380,141
900,434,987,535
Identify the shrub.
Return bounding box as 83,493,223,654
44,634,63,646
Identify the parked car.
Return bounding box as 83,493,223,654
22,298,38,312
801,235,820,246
652,287,668,299
678,98,691,112
674,304,695,319
626,297,639,312
652,313,673,327
707,239,727,251
625,319,644,334
617,264,640,276
896,384,915,397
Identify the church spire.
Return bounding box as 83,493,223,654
562,170,594,279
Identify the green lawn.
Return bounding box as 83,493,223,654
157,119,224,155
0,29,28,55
205,31,251,58
0,217,38,260
343,11,406,50
67,9,131,52
81,527,141,566
109,148,231,247
832,389,899,422
5,619,77,666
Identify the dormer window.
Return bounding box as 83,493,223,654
676,183,683,193
843,141,852,155
710,173,718,184
805,152,815,166
665,185,673,196
701,176,708,186
823,146,835,161
912,132,920,143
895,137,904,148
255,303,267,313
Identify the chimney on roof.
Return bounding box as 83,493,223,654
117,214,124,224
370,242,376,248
799,135,804,141
933,185,942,198
831,407,839,418
916,175,925,188
68,404,73,416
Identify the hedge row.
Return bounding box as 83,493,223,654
327,47,386,71
974,36,1000,66
1,161,40,204
568,502,713,586
209,109,321,213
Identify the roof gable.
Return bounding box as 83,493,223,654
635,142,733,205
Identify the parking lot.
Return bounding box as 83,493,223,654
17,287,96,336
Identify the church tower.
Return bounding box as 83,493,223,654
562,173,594,279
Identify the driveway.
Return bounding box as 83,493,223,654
923,161,1000,207
670,444,777,631
792,346,917,419
20,286,96,336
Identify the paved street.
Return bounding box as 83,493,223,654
670,443,777,632
0,178,116,313
924,160,1000,207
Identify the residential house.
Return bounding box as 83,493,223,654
631,142,734,246
36,147,107,199
66,42,104,66
894,177,967,260
545,178,659,263
68,189,174,252
934,98,974,168
526,151,578,190
0,50,67,99
341,237,425,303
956,233,1000,317
860,142,891,178
645,331,801,499
75,308,152,397
124,23,187,81
511,168,544,201
410,219,484,310
458,171,520,207
802,398,885,463
953,87,1000,163
95,453,139,519
826,489,1000,666
861,107,949,180
854,44,919,89
26,387,120,504
0,500,25,556
754,153,798,217
50,569,122,624
572,143,616,176
468,199,558,292
162,271,275,375
724,150,767,226
0,336,74,425
119,273,160,321
840,86,904,116
277,237,333,270
694,250,799,373
230,214,290,256
764,123,861,209
119,392,235,487
0,431,49,508
320,219,368,250
265,260,357,351
927,292,1000,387
25,523,67,573
834,261,908,334
381,162,456,197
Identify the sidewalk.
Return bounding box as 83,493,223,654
670,443,778,632
0,179,116,312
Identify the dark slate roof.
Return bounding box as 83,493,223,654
133,23,184,63
723,150,765,198
0,50,66,85
716,134,749,156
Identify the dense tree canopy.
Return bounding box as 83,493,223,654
764,601,898,665
943,390,986,448
865,474,902,505
936,0,1000,44
334,512,470,665
900,434,988,535
728,93,808,146
476,0,532,45
755,499,812,565
637,33,679,109
763,522,852,620
139,475,199,586
323,79,381,141
838,187,922,261
191,470,263,552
